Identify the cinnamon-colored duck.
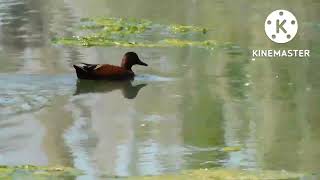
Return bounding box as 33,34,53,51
73,52,148,80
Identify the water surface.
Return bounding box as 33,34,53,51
0,0,320,179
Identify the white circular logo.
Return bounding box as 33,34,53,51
265,10,298,44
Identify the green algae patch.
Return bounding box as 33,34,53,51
0,165,83,179
160,39,216,48
221,145,242,152
53,37,219,50
80,17,152,34
78,17,206,35
169,24,207,33
131,168,305,180
52,17,241,51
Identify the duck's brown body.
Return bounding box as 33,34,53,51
73,63,134,80
73,52,147,80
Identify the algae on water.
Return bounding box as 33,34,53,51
53,17,239,51
54,36,218,49
0,165,82,179
221,145,242,152
0,165,307,179
169,24,207,33
130,168,305,180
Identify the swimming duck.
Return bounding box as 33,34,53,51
73,52,148,80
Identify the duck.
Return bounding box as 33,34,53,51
73,52,148,80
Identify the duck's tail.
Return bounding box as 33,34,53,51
73,64,88,79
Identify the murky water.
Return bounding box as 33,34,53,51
0,0,320,179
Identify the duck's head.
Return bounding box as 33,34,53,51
121,52,148,71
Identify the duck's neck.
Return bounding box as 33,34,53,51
121,64,133,71
121,58,133,71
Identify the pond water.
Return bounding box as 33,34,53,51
0,0,320,179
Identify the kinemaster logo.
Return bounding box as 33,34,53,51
252,9,310,60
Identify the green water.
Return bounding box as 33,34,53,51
0,0,320,179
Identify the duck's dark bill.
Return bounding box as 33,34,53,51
138,60,148,66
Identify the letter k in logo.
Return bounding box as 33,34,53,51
276,19,287,33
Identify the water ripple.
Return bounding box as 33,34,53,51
0,74,75,118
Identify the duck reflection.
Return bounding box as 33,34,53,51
74,80,147,99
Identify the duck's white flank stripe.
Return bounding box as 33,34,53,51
94,64,103,70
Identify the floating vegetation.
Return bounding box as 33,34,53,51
79,17,152,34
0,165,307,179
221,145,242,152
79,17,206,34
0,165,83,179
160,39,216,48
130,168,305,180
169,24,207,33
53,17,241,52
54,36,218,49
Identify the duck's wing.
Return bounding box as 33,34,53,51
74,63,99,72
93,64,134,77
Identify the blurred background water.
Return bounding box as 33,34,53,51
0,0,320,179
